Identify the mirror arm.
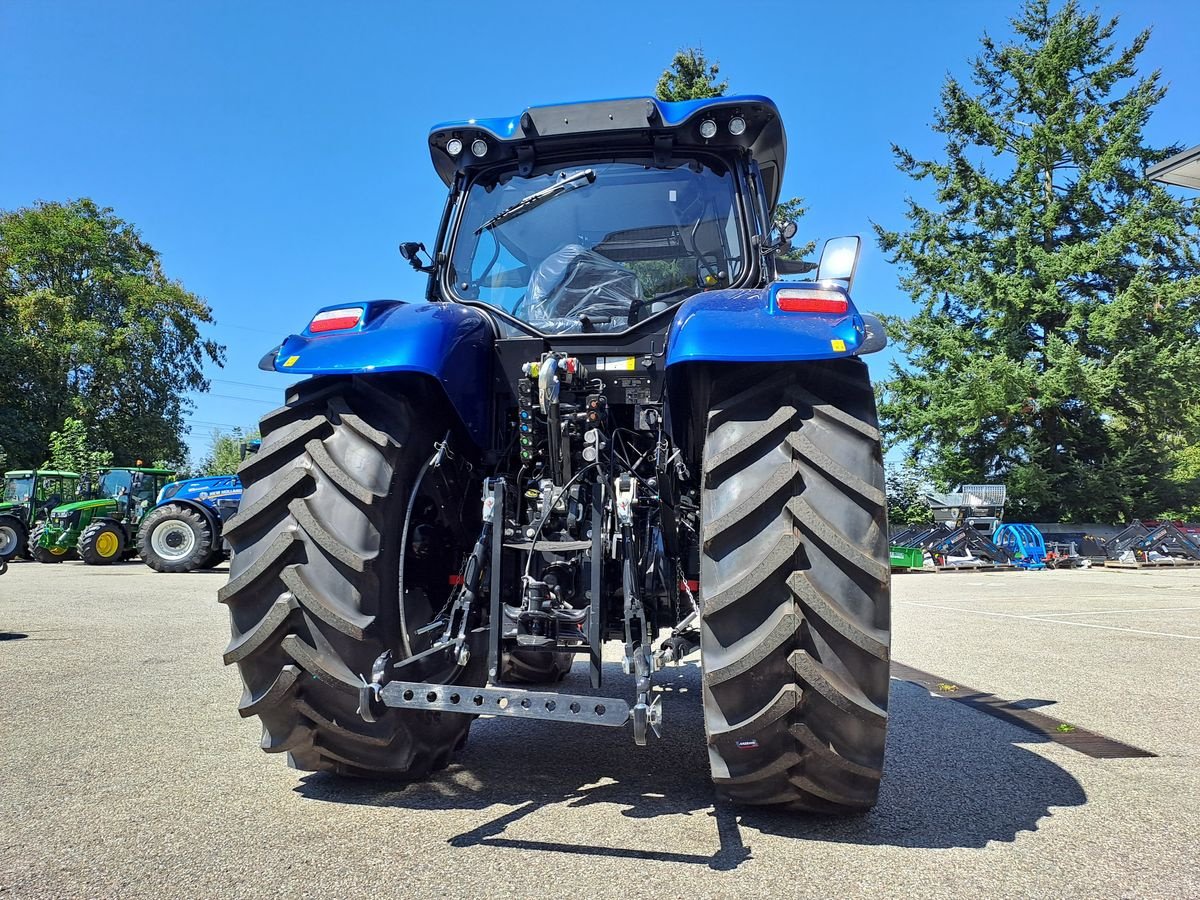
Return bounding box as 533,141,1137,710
399,241,437,275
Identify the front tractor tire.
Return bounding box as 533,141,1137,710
78,520,127,565
138,504,214,573
699,361,891,814
29,523,69,564
220,376,485,777
0,516,26,563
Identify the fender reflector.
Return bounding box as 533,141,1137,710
775,289,848,314
309,306,365,332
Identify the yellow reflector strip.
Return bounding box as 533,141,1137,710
831,339,846,352
283,355,300,368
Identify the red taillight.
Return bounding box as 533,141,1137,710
309,306,364,333
775,289,848,314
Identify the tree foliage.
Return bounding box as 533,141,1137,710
201,427,259,476
876,0,1200,521
44,417,113,484
655,48,728,103
0,199,225,467
886,461,935,527
655,48,813,261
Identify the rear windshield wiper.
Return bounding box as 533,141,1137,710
475,169,597,234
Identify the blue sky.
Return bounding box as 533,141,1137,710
2,0,1198,464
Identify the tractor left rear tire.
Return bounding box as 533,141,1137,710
220,375,486,777
0,516,26,563
78,521,127,565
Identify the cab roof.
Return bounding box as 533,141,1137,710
429,94,787,210
99,466,176,475
4,469,79,478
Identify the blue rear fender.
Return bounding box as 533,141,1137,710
664,282,880,365
270,301,495,446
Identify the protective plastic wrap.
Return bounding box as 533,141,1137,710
526,244,641,333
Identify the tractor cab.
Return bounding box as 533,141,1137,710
97,467,175,524
422,96,786,337
0,469,81,561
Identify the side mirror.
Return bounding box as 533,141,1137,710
817,236,862,289
398,241,435,274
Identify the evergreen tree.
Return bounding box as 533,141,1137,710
876,0,1200,521
655,48,728,102
885,461,935,527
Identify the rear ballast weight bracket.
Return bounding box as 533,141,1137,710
363,679,632,728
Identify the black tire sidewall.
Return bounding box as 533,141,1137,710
0,516,26,563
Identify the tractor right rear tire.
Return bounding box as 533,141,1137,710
0,516,26,563
29,523,67,564
220,375,486,777
698,361,891,814
78,520,126,565
138,504,214,573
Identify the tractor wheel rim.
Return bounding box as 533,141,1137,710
0,526,16,556
151,522,195,561
96,531,120,557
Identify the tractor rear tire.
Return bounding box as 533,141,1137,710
698,361,890,814
138,504,215,573
0,516,26,563
78,520,126,565
220,376,485,777
29,523,67,564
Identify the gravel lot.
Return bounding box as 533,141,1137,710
1,561,1197,898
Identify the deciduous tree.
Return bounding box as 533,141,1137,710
0,199,225,467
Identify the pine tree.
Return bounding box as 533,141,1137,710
656,48,813,260
876,0,1200,521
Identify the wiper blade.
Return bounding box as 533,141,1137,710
475,169,596,234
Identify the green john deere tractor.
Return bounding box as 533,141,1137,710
31,467,175,565
0,470,82,562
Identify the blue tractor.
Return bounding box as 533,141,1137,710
139,475,242,572
222,95,891,814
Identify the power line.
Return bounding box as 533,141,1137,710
183,419,244,429
206,322,286,338
196,392,278,405
211,378,287,392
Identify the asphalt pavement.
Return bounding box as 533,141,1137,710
1,561,1197,899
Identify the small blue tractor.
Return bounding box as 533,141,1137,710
138,475,243,572
223,94,891,814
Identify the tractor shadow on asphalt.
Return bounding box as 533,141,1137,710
295,663,1086,865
